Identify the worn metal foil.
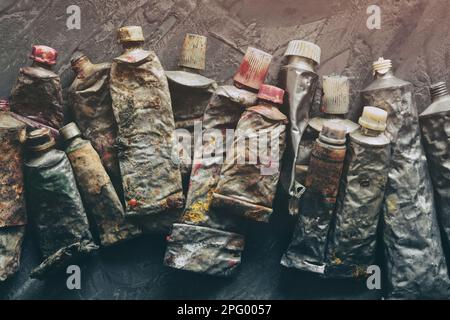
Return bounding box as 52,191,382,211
0,112,26,281
211,104,288,223
68,61,123,197
0,113,27,228
420,106,450,249
166,71,217,194
326,132,390,279
362,78,450,299
164,85,256,276
110,48,184,230
25,149,97,279
10,66,64,129
0,227,25,282
279,65,319,214
65,138,142,247
165,223,244,277
281,138,346,274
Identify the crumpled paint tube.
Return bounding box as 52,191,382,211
68,52,123,199
24,128,97,279
362,58,450,299
281,122,347,274
278,40,321,216
211,84,288,223
164,47,272,276
61,123,142,247
326,107,390,279
10,45,64,130
293,75,359,211
110,26,184,233
420,82,450,249
166,34,217,194
0,111,26,281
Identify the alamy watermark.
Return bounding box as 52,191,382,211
367,5,381,30
66,265,81,290
366,265,381,290
66,5,81,30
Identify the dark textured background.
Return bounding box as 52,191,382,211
1,0,449,300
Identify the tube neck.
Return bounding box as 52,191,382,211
28,148,52,159
361,126,382,137
179,66,201,74
32,61,52,70
318,135,346,147
258,100,277,108
27,141,55,155
67,135,82,143
322,113,344,119
374,69,394,80
122,42,144,53
287,56,316,72
72,58,95,79
233,81,257,92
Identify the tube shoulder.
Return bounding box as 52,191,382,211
362,75,410,92
350,131,390,147
20,66,58,79
25,149,65,168
166,70,217,89
309,117,359,134
114,49,152,64
215,85,258,106
420,98,450,118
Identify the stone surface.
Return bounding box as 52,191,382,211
0,0,448,299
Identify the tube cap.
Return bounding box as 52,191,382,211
0,99,9,112
257,84,284,105
284,40,321,65
322,75,350,114
233,47,272,91
358,106,387,132
60,122,82,142
373,57,392,76
118,26,145,43
319,122,346,145
430,82,449,100
30,45,57,65
26,128,55,152
179,34,207,71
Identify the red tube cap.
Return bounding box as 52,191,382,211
0,99,9,112
30,45,58,65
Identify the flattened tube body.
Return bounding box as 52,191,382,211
326,132,390,279
25,149,97,279
420,109,450,250
280,65,319,213
281,139,346,275
65,138,142,247
164,86,257,277
211,104,288,223
69,62,122,198
10,66,64,129
166,70,217,195
362,77,450,299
